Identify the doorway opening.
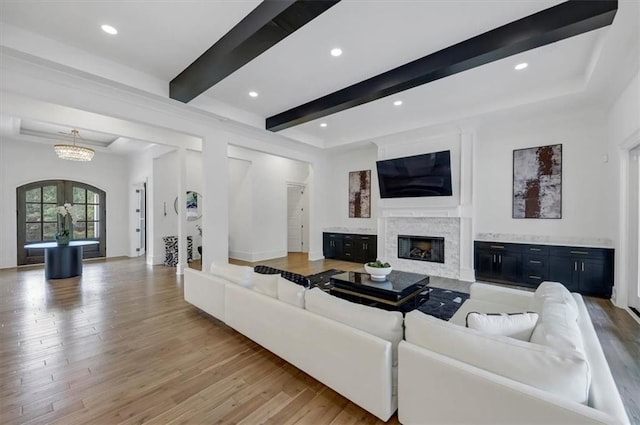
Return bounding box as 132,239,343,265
629,145,640,316
287,183,308,253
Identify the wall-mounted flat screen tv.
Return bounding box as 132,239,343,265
376,150,453,198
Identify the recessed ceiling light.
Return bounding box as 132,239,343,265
101,24,118,35
514,62,528,70
248,91,258,98
320,123,328,127
393,100,403,106
330,48,342,57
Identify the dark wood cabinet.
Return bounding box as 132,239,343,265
474,242,522,284
548,246,613,297
323,233,343,259
474,241,614,298
323,232,377,263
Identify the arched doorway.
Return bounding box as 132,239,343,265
17,180,106,265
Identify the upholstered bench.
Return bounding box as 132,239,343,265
253,265,310,287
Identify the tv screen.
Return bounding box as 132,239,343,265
376,150,452,198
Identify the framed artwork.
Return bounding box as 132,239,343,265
349,170,371,218
513,144,562,219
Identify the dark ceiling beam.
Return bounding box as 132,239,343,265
170,0,341,103
266,0,618,132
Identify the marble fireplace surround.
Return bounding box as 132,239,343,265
380,207,465,280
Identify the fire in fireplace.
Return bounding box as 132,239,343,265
398,235,445,263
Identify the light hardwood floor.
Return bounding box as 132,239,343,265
0,254,638,424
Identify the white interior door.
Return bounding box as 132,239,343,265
287,185,304,253
629,146,640,310
135,184,146,257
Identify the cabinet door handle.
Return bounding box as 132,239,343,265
529,248,541,251
491,245,505,249
529,275,542,280
529,260,541,264
498,255,502,264
574,261,578,271
581,262,585,272
570,250,589,255
492,254,496,263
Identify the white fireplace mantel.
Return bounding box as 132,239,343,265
380,205,468,218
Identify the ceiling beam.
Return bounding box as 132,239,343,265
266,0,618,132
170,0,341,103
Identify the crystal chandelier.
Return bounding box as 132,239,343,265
54,129,95,161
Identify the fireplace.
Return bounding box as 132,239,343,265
398,235,445,263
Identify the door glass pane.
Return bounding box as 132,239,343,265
43,204,57,222
87,222,95,238
26,188,41,202
76,205,86,221
43,186,57,202
73,221,86,239
26,223,41,242
73,187,86,203
87,190,99,204
43,223,57,240
26,204,41,222
87,205,95,221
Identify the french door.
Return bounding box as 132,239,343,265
17,180,106,265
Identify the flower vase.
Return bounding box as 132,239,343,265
56,215,72,246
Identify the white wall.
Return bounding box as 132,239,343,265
150,149,204,265
228,157,253,259
227,145,311,262
607,70,640,307
0,136,129,268
475,107,614,242
325,144,379,230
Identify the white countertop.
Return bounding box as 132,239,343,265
323,227,377,236
475,233,614,249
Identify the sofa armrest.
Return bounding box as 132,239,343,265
470,282,534,310
184,268,227,322
398,341,625,425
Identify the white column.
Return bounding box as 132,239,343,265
201,130,229,267
459,131,476,282
176,147,187,275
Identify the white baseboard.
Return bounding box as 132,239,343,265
147,255,164,265
458,268,476,282
229,249,288,263
308,250,324,261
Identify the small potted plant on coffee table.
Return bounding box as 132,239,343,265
364,260,392,281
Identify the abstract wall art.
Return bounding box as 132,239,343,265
349,170,371,218
513,144,562,219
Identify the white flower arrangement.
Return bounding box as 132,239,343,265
55,203,77,240
56,203,77,222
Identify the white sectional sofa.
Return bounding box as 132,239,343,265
184,264,402,421
398,282,630,425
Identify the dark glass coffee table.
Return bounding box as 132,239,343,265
329,270,430,311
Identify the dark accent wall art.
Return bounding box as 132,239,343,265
513,144,562,219
349,170,371,218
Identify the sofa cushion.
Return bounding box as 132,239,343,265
305,288,404,366
277,276,305,308
531,281,578,319
252,272,279,298
530,300,586,353
466,312,539,341
404,310,590,404
209,263,252,288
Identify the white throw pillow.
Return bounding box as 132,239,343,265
466,312,539,341
305,288,404,366
252,272,279,298
209,263,252,288
277,276,305,308
531,281,578,319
